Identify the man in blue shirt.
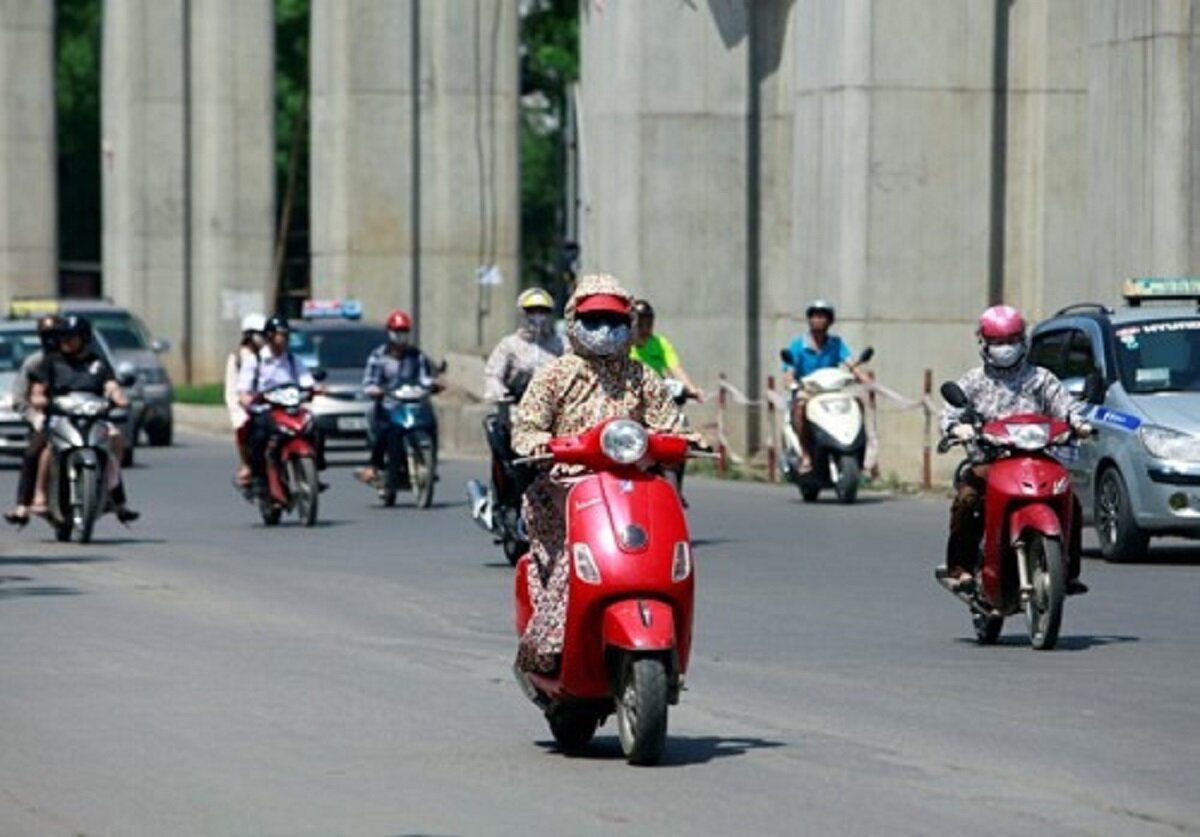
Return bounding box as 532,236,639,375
782,300,863,473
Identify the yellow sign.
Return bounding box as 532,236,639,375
7,298,60,318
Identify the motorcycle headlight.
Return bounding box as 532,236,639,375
600,419,648,465
1004,422,1050,451
1139,425,1200,462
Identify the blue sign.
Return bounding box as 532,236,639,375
1084,405,1142,432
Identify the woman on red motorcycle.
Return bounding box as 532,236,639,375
512,274,692,674
940,305,1093,594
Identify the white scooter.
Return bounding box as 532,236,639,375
779,346,873,504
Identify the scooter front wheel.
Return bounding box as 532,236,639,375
616,655,669,766
290,456,319,527
1026,535,1065,650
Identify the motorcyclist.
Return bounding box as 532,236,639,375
940,305,1092,595
27,315,139,523
512,273,694,674
237,315,317,497
630,299,704,401
782,300,868,474
5,315,62,526
355,309,439,486
473,289,565,526
483,287,564,403
225,313,266,488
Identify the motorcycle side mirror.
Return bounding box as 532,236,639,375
858,346,875,364
311,368,328,383
436,359,448,374
780,349,795,366
115,361,138,388
940,381,969,408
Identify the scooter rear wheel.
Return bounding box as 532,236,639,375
548,707,599,751
616,655,669,766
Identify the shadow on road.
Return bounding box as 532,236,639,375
788,495,890,507
540,734,785,766
0,553,115,566
956,634,1140,652
0,584,84,599
1083,544,1200,565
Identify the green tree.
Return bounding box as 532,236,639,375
520,0,578,290
56,0,104,267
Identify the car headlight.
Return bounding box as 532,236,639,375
1139,425,1200,462
1005,422,1050,451
600,419,648,465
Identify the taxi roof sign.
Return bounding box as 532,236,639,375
301,298,363,320
7,297,61,319
1123,278,1200,307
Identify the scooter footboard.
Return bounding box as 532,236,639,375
602,600,676,651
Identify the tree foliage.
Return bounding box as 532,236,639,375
520,0,579,290
56,0,103,264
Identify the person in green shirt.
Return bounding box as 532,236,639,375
630,299,704,401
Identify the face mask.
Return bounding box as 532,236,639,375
572,319,631,357
388,330,409,348
986,342,1025,368
525,313,550,332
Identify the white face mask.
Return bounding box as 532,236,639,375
986,342,1025,368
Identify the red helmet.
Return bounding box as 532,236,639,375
977,305,1025,342
386,310,412,332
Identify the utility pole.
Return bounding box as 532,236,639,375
182,0,194,383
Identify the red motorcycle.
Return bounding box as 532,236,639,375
936,382,1080,649
244,384,321,527
513,418,697,765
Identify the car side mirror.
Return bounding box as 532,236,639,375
151,338,171,354
1083,372,1105,403
940,381,969,408
858,346,875,364
780,349,795,366
116,361,138,388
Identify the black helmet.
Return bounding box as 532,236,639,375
36,315,63,351
633,299,656,320
263,315,290,335
59,314,93,343
805,299,836,324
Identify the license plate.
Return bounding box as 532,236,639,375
337,416,368,432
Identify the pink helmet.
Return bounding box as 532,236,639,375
977,305,1025,342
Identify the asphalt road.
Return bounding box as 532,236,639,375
1,432,1198,836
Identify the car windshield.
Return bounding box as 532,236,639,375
85,313,150,351
289,327,386,370
1113,318,1200,393
0,331,41,372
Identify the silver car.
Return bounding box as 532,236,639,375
1031,282,1200,561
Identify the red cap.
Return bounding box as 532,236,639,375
575,293,631,315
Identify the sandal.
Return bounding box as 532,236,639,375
355,467,378,485
3,508,29,526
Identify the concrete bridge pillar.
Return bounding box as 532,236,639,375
0,0,56,310
103,0,274,382
1087,0,1200,284
310,0,519,359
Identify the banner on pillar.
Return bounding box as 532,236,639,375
220,290,266,321
477,265,504,287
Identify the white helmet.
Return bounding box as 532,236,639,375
240,313,266,334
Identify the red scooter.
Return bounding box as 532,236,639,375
513,418,696,765
243,384,321,527
936,382,1080,649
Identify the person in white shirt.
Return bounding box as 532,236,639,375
224,313,265,488
236,315,317,494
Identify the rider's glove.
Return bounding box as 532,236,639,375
952,423,976,441
1074,422,1095,439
